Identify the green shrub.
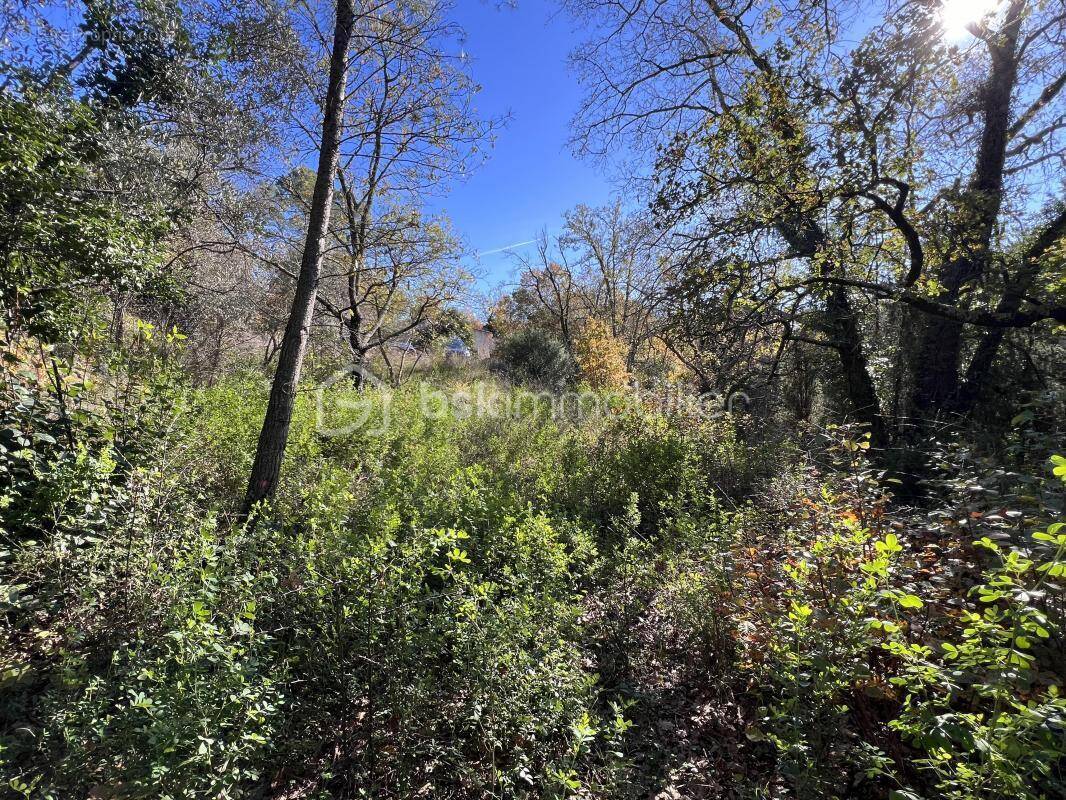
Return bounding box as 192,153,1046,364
743,431,1066,800
7,351,1060,800
491,329,576,389
0,96,171,344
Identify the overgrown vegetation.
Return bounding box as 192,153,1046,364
3,340,1064,797
2,0,1065,797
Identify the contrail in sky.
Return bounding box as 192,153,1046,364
476,239,535,257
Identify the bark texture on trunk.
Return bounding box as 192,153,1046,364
779,217,885,446
911,1,1023,417
956,206,1066,412
827,284,884,446
241,0,355,518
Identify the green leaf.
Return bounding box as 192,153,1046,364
896,594,924,610
1010,410,1034,426
1051,455,1066,479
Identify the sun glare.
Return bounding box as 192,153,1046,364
940,0,1002,40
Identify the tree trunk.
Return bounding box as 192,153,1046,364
911,312,965,415
110,294,127,345
343,311,370,388
241,0,354,518
778,216,884,446
956,206,1066,413
910,0,1023,418
827,284,884,447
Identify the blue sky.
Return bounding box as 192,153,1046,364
424,0,617,295
21,0,613,300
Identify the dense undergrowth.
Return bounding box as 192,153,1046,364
1,338,1064,799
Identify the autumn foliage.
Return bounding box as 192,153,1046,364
573,317,629,390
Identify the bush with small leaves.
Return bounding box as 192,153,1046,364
491,328,576,389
